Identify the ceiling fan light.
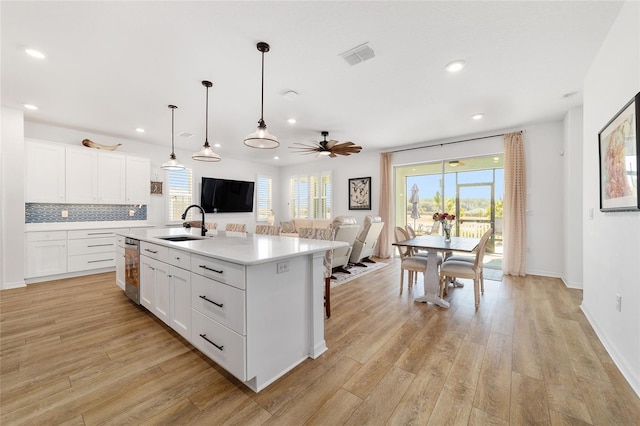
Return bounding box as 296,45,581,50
318,151,331,156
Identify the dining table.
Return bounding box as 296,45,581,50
393,235,480,309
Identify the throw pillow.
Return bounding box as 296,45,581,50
280,220,296,233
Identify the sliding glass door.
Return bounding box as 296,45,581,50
395,154,504,268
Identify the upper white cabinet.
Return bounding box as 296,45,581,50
125,155,150,205
25,139,66,203
25,139,147,205
66,148,98,203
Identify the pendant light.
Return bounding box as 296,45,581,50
193,80,221,162
160,105,185,171
244,42,279,149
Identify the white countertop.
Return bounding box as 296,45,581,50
25,221,153,232
121,227,348,266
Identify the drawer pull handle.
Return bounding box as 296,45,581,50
199,295,223,308
144,249,158,254
88,259,113,263
88,232,112,235
199,334,223,351
199,265,223,274
88,244,113,248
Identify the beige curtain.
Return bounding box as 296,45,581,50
503,131,526,276
376,152,392,258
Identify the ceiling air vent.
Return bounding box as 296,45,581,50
339,42,375,66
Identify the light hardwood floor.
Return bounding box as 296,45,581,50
1,260,639,425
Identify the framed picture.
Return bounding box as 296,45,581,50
349,176,371,210
598,92,639,212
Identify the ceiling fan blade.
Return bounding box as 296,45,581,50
326,140,338,149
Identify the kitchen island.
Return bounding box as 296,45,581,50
117,227,347,392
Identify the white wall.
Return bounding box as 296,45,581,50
1,107,26,289
563,106,584,289
582,0,640,396
24,122,280,232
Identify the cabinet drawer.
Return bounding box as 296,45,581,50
68,228,126,240
168,248,191,270
68,253,116,272
26,231,67,242
191,273,245,335
191,253,245,290
140,241,169,263
67,237,116,255
191,309,246,381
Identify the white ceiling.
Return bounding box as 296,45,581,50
1,1,623,166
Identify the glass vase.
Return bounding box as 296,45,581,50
443,224,451,242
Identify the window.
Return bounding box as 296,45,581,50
289,172,332,219
166,168,193,223
256,175,273,221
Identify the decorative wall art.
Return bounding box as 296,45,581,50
349,176,371,210
598,92,639,211
150,181,163,195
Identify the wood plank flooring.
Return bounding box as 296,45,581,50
2,260,639,425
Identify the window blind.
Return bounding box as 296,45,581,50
166,168,193,223
256,175,272,221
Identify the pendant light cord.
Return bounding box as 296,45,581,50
260,49,265,123
205,84,209,144
171,107,175,155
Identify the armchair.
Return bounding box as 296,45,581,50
331,216,361,274
349,215,384,266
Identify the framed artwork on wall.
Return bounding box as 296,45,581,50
349,176,371,210
598,91,639,212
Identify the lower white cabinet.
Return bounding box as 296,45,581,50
140,254,170,325
116,245,125,290
25,231,67,278
140,244,191,339
169,265,191,340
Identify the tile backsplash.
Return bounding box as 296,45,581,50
25,203,147,223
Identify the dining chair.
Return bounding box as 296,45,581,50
404,225,443,286
255,224,281,235
446,228,493,293
438,228,493,309
298,227,336,318
394,226,429,295
225,223,247,233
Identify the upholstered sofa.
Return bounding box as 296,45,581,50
280,218,332,237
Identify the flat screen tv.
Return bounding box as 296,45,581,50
201,177,254,213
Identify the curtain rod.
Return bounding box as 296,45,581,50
389,130,524,154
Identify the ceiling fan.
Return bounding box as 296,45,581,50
290,131,362,158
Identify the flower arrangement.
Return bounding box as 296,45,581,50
433,212,455,240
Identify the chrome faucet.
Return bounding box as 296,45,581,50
181,204,208,236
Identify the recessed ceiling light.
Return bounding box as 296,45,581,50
136,128,145,133
274,156,279,160
493,157,500,162
287,118,296,124
213,143,221,148
445,60,466,73
23,104,38,110
471,113,484,120
25,49,45,59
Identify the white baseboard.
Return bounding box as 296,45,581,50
1,280,26,290
561,276,583,289
24,267,114,285
581,304,640,398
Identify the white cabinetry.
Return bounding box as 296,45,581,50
25,139,66,203
25,231,67,277
66,148,127,204
125,155,150,204
67,229,124,272
139,243,191,338
116,239,125,290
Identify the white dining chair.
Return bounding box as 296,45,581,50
394,227,429,294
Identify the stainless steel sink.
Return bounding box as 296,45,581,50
156,235,203,242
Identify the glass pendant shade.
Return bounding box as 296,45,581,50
193,80,221,162
160,105,185,171
244,120,279,149
244,42,279,149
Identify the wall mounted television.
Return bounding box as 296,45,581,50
200,177,255,213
